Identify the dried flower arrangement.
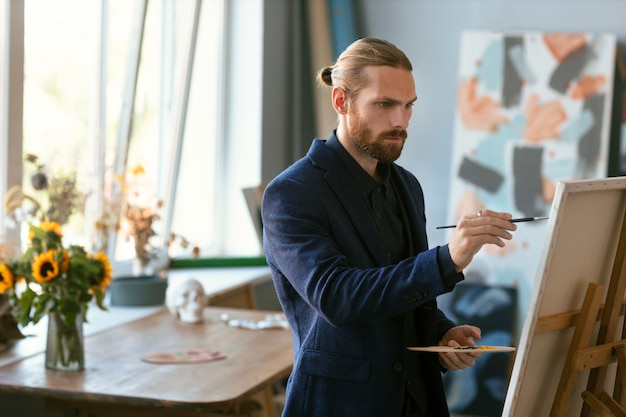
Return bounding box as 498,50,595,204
4,154,83,227
121,166,163,270
94,164,200,274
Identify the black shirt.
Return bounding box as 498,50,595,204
326,135,411,264
326,134,431,414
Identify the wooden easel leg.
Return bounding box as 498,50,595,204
615,299,626,407
615,347,626,407
583,210,626,417
550,282,604,417
582,390,626,417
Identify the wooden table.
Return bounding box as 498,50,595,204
0,307,293,417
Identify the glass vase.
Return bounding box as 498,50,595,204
45,311,85,371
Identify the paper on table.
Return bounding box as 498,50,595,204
408,345,516,353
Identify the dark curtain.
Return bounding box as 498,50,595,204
260,0,361,182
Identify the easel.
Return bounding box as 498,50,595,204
520,46,626,417
539,207,626,417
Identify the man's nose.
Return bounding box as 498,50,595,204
392,107,411,129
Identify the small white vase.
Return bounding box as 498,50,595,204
132,259,154,276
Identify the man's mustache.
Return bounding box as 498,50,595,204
380,129,407,140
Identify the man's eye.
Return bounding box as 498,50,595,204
378,102,390,108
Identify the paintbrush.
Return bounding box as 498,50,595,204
436,216,549,230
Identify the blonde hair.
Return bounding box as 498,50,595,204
317,38,412,99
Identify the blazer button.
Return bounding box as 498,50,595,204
393,362,404,372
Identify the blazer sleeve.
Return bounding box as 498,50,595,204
436,308,457,342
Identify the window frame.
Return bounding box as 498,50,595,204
0,0,24,246
1,0,264,270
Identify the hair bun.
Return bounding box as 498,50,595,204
319,67,333,86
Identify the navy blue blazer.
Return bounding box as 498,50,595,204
262,133,464,416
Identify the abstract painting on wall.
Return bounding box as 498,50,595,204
446,31,617,336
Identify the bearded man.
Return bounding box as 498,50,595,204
262,38,516,417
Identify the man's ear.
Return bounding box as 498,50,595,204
331,87,348,115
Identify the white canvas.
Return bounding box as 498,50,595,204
503,176,626,416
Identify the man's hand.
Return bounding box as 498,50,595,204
448,209,516,271
438,325,482,371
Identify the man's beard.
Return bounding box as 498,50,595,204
349,109,407,164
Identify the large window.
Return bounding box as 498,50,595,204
1,0,264,274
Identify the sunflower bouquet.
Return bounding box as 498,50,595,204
0,222,112,369
0,221,112,327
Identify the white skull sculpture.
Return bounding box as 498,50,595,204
166,278,207,323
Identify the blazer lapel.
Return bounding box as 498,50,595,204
308,139,390,266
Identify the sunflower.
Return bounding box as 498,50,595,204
32,250,60,283
28,221,63,243
0,264,14,293
90,251,112,290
